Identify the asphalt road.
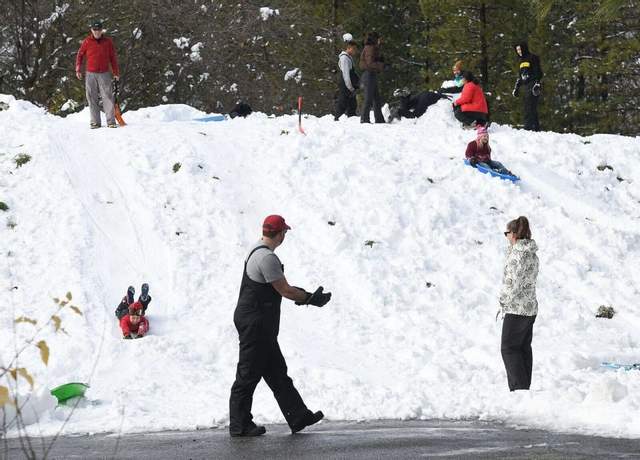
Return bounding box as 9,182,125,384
4,420,640,459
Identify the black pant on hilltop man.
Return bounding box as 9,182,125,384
522,82,540,131
334,79,357,120
229,247,312,434
501,313,536,391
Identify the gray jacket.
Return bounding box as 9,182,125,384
338,51,356,91
499,239,539,316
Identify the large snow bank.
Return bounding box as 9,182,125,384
1,97,639,438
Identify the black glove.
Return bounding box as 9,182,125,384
531,81,541,96
296,286,332,307
512,79,521,97
469,158,478,167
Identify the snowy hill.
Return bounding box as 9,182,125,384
1,94,640,438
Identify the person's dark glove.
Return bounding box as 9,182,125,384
123,334,132,340
295,286,332,307
468,158,478,167
531,81,541,96
512,79,521,97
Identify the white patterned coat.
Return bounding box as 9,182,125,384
499,239,539,316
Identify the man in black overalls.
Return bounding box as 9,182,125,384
229,215,332,437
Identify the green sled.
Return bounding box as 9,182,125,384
50,382,89,403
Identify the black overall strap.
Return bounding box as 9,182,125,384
244,245,270,270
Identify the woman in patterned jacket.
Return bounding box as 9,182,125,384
499,216,539,391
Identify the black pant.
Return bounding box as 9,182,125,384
501,314,536,391
335,81,357,120
360,71,385,123
522,84,540,131
229,317,308,433
454,107,488,126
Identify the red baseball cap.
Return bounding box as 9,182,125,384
263,215,291,232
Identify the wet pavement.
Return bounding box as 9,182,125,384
4,419,640,459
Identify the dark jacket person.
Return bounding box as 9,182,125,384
359,32,386,123
229,215,331,437
512,42,543,131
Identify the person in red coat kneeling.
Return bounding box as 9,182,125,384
453,71,489,127
120,302,149,339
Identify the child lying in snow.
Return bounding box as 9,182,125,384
115,283,151,320
120,302,149,339
465,125,513,175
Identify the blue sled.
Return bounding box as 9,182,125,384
464,159,520,183
601,362,640,371
193,114,227,122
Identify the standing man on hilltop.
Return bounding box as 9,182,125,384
229,215,331,437
512,42,543,131
334,39,360,121
76,20,120,129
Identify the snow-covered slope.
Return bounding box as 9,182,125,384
1,94,639,437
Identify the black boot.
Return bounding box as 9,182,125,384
230,422,266,437
291,410,324,434
126,286,135,305
140,283,149,301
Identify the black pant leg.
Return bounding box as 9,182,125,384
360,71,373,123
334,82,350,120
346,94,357,117
371,74,385,123
229,319,268,433
501,314,535,391
523,85,540,131
522,316,536,387
263,341,309,428
454,109,475,125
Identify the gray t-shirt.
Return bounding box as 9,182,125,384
245,240,284,284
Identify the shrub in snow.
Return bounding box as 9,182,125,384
1,293,83,436
0,202,8,211
284,68,302,84
173,162,182,173
7,218,17,229
190,42,204,62
59,99,79,112
596,305,615,319
0,101,9,111
259,7,279,21
14,153,31,168
173,37,190,50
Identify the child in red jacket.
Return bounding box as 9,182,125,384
466,126,513,175
120,302,149,339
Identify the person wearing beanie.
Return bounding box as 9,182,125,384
452,71,489,127
334,40,360,120
120,301,149,339
465,126,513,175
75,20,120,129
439,60,465,94
228,215,331,437
512,42,543,131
